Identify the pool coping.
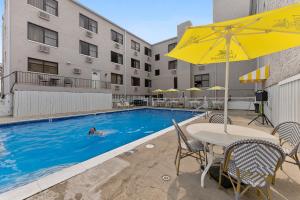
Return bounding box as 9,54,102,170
0,108,206,200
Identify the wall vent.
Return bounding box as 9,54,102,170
39,11,50,21
147,72,150,77
39,45,50,53
73,68,82,75
198,65,205,70
134,51,138,56
86,31,93,38
114,85,120,91
147,57,150,61
115,65,121,70
86,57,93,63
171,70,177,75
134,87,138,92
134,69,138,75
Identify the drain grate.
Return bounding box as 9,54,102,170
161,175,171,182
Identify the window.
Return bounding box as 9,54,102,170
145,63,152,72
174,77,178,89
194,74,209,87
28,57,58,74
145,79,152,88
155,54,160,61
168,43,177,52
28,23,58,47
131,40,140,52
155,69,160,76
111,51,123,64
80,41,98,58
79,14,98,33
131,58,140,69
28,0,58,16
144,47,152,57
168,60,177,70
111,73,123,85
131,77,140,86
111,30,123,44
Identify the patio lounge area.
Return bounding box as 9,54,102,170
26,110,300,200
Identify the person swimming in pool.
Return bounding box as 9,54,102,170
88,127,104,136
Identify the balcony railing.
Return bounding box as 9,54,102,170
7,71,111,92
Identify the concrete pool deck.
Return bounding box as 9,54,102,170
21,110,300,200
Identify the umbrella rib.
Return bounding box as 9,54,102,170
197,36,225,64
242,27,300,34
231,35,251,60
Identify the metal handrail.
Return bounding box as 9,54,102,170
2,71,112,95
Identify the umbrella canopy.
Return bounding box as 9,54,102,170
166,88,180,93
186,87,202,91
166,3,300,132
152,89,165,93
239,65,270,83
207,86,225,91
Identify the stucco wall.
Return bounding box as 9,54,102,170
258,0,300,87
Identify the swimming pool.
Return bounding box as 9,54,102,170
0,108,200,194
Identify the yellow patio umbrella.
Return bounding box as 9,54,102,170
167,3,300,132
207,86,225,91
186,87,202,91
166,88,180,93
152,89,165,93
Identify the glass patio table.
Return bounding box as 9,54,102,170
186,123,278,188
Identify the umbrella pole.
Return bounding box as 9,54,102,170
224,35,231,133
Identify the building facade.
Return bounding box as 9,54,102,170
2,0,258,98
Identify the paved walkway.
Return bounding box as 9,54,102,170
23,110,300,200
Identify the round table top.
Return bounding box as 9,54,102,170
186,123,278,147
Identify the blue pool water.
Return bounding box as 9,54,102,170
0,108,199,193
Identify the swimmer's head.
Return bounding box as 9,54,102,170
89,127,96,134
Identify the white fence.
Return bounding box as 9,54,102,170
265,74,300,126
13,91,112,117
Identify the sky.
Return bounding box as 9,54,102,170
0,0,213,62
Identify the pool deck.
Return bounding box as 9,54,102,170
1,109,299,200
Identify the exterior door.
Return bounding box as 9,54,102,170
92,72,101,89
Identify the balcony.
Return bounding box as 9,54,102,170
6,71,111,93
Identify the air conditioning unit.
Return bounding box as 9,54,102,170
39,45,50,53
86,57,93,63
86,31,93,38
134,69,138,75
115,65,121,70
134,51,138,56
114,43,120,49
134,87,138,92
198,65,205,70
147,72,150,77
171,70,177,75
39,11,50,21
114,85,120,91
73,68,82,75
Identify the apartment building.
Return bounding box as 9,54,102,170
1,0,259,116
2,0,153,97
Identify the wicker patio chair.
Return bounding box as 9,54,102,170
209,114,232,124
219,139,285,200
271,121,300,169
172,120,206,175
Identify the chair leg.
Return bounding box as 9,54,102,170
176,149,181,176
294,154,300,170
174,147,179,165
